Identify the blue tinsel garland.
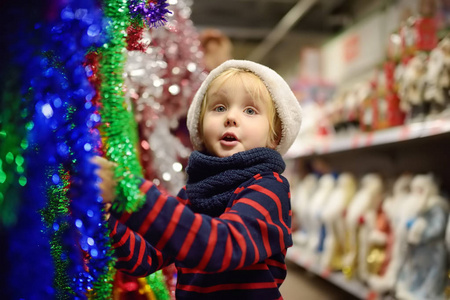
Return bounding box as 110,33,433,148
6,0,112,298
5,3,56,298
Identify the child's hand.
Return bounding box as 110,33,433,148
104,203,112,221
92,156,118,205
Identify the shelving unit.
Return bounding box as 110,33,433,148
286,246,374,300
285,118,450,159
284,117,450,300
285,118,450,192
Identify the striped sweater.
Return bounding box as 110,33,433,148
109,151,293,299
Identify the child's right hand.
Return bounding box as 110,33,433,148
103,203,112,221
92,156,118,205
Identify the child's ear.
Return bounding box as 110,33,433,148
268,135,281,149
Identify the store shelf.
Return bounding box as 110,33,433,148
285,118,450,159
286,246,374,300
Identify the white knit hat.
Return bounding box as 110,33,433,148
187,59,302,155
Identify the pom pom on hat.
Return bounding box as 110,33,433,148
187,59,302,155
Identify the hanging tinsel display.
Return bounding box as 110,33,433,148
129,0,172,28
123,2,207,296
97,1,173,299
41,166,72,298
146,271,172,300
4,0,116,298
4,0,174,298
98,0,173,212
2,4,54,298
0,75,29,229
127,24,149,52
125,0,207,195
98,0,146,213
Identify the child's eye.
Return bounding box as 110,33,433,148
244,107,256,115
214,105,226,112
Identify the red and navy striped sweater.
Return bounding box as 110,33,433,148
109,171,293,300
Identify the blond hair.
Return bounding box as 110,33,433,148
198,68,281,149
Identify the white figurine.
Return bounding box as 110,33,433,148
292,102,332,154
368,174,413,294
424,36,450,118
445,211,450,299
342,173,384,280
395,174,449,300
291,173,318,249
306,174,336,263
398,53,428,122
320,173,357,271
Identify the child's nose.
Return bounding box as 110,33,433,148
225,119,237,126
225,111,238,126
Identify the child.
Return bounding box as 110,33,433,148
99,60,302,299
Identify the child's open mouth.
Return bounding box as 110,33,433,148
220,133,238,145
222,135,237,141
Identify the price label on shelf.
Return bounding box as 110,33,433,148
320,268,331,278
351,134,360,148
399,125,410,140
365,132,374,147
366,290,379,300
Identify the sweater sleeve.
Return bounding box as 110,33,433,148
108,215,174,277
117,172,292,272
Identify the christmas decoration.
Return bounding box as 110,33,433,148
98,0,146,213
0,75,28,228
96,0,176,298
121,1,207,297
125,0,207,195
3,0,182,298
3,0,114,298
129,0,171,28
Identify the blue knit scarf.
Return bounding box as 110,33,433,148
185,147,286,217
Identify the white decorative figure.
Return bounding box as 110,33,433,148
368,174,413,294
356,174,385,283
398,53,428,122
395,174,449,300
445,213,450,298
320,173,357,271
306,174,336,263
424,35,450,118
293,102,322,152
342,173,384,280
291,174,318,249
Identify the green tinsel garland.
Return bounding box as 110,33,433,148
90,230,117,300
147,272,171,300
97,1,170,299
41,167,72,299
0,74,29,228
50,222,72,299
99,0,145,213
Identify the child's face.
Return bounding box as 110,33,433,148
201,74,274,157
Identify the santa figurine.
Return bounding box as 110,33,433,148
424,35,450,118
320,173,357,271
398,53,429,122
395,174,449,300
341,174,384,280
291,173,318,250
367,174,413,294
306,174,336,263
445,208,450,298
